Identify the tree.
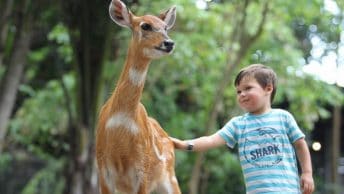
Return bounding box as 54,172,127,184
59,0,111,193
188,1,269,193
0,0,13,66
1,0,343,193
0,0,33,152
150,0,344,193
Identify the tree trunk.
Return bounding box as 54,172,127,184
330,105,341,194
0,0,14,66
0,11,32,152
329,14,343,193
188,48,244,194
60,0,110,193
188,1,269,193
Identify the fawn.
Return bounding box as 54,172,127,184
95,1,181,194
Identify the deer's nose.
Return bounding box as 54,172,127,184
164,40,174,47
163,39,174,52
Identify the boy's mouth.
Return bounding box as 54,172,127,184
240,99,249,104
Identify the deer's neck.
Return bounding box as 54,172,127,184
111,43,151,113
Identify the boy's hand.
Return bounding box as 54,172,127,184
169,137,186,150
300,172,314,194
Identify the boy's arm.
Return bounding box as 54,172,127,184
294,138,314,194
170,133,226,152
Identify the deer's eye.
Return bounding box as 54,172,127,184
141,23,153,31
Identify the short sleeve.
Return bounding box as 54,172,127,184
284,111,305,143
217,117,240,148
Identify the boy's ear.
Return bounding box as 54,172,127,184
265,84,273,93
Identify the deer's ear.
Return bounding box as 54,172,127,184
159,6,176,30
109,0,132,28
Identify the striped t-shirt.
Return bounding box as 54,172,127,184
218,109,305,194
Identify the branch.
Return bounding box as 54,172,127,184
229,0,249,46
249,1,269,43
0,0,14,66
0,0,14,33
188,2,271,193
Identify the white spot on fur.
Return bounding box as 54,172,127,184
153,141,166,162
106,112,139,134
171,175,178,184
151,128,166,162
130,167,143,193
102,167,116,194
158,172,174,194
143,48,167,59
129,67,147,86
163,179,173,194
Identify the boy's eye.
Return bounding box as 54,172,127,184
245,86,252,91
141,23,153,31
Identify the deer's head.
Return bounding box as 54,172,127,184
109,0,176,59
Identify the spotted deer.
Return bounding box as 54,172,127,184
95,0,181,194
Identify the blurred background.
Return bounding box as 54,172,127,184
0,0,343,193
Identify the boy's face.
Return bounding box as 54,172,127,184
235,76,273,115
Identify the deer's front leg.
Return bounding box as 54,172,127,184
155,172,181,194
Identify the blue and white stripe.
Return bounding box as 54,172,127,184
218,109,305,194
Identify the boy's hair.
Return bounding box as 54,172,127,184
234,64,277,103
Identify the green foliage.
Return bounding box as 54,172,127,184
21,159,65,194
142,0,229,127
28,47,50,65
26,22,73,91
48,23,73,63
236,0,343,130
0,151,29,194
0,153,12,172
0,65,5,79
313,174,344,194
204,149,245,194
174,149,245,194
1,25,16,62
9,73,75,159
100,1,344,193
2,0,343,193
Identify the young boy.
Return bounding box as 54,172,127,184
171,64,314,194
